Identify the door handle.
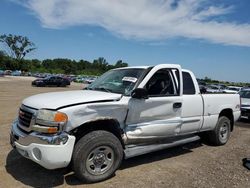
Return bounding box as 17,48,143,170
173,102,182,109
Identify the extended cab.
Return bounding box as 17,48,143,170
10,64,241,182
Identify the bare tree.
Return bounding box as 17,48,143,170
0,34,36,60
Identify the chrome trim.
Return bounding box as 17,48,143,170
11,120,69,146
18,105,37,132
18,105,66,132
124,135,200,159
35,119,65,131
182,118,201,124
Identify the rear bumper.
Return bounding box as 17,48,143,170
10,121,76,169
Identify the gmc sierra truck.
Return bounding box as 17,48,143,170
10,64,241,182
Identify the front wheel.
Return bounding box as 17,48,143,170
207,116,231,146
72,130,123,183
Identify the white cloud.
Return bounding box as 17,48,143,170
16,0,250,46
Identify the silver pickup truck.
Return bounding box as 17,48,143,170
10,64,241,182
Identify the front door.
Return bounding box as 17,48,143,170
125,65,183,143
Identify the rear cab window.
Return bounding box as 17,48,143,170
182,72,196,95
173,70,196,95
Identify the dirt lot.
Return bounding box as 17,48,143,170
0,76,250,188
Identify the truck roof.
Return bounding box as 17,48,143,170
115,64,187,71
114,66,150,70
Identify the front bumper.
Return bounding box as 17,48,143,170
10,120,76,169
241,108,250,119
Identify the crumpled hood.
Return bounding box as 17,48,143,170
22,90,122,110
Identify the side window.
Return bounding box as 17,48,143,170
145,69,177,97
49,77,55,81
183,72,195,95
56,77,62,81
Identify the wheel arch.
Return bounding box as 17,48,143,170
70,118,125,148
219,108,234,131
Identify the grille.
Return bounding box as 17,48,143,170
241,109,250,117
18,108,33,128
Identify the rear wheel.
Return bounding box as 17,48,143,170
207,116,231,146
72,130,123,183
60,82,66,87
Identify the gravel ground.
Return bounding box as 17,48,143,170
0,76,250,188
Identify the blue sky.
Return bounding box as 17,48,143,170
0,0,250,82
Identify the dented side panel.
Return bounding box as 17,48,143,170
60,97,130,132
125,96,183,142
124,64,183,143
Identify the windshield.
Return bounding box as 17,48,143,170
239,90,250,98
209,86,219,90
44,76,52,80
225,87,240,91
87,68,145,95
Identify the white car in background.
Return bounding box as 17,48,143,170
223,86,242,94
206,84,224,93
239,89,250,120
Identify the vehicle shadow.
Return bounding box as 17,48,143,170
5,150,69,187
120,141,202,170
6,141,203,186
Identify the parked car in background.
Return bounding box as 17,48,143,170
199,85,207,93
74,76,98,84
206,84,224,93
32,76,70,87
239,89,250,120
223,86,242,93
11,70,22,76
241,86,250,91
4,70,12,75
74,76,85,83
0,70,4,77
22,72,32,76
84,76,97,84
66,75,76,82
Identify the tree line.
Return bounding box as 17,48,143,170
0,34,128,75
198,77,250,87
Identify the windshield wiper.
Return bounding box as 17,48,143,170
93,87,112,93
84,87,111,93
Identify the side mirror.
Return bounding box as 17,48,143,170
131,88,148,99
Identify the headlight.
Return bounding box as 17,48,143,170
36,109,68,123
32,109,68,134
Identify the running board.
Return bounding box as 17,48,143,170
124,135,200,159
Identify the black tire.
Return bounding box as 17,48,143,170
37,83,45,87
60,82,66,87
207,116,231,146
72,130,123,183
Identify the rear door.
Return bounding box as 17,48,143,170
125,65,183,142
180,71,203,134
47,77,56,86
